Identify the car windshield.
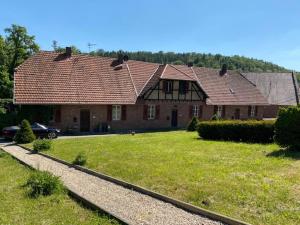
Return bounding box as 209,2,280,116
31,123,47,129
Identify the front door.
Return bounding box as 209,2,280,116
80,109,90,132
171,109,178,127
234,108,240,119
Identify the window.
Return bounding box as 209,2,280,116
192,105,200,117
179,81,188,94
217,105,223,117
163,80,173,93
112,105,121,120
148,104,156,120
250,105,256,117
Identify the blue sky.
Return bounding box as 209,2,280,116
1,0,300,70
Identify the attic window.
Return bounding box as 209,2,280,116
229,88,235,94
163,80,173,94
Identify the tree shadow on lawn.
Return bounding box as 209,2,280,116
266,147,300,160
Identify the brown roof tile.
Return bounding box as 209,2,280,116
242,72,299,105
193,67,268,105
14,51,158,104
14,51,268,106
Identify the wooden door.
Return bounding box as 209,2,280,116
171,109,178,127
80,109,90,132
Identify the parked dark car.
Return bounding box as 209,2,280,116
2,123,60,140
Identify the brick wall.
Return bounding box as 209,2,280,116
51,103,265,133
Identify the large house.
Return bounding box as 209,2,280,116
13,48,298,132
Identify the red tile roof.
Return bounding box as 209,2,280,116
193,67,269,105
14,51,268,105
160,64,195,81
14,51,158,104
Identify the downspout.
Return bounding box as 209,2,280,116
291,72,299,105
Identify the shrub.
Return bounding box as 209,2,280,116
33,139,52,152
72,152,87,166
14,119,35,144
197,120,275,143
25,171,64,198
0,151,6,158
187,117,198,131
211,114,221,121
274,106,300,150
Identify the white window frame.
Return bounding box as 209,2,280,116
192,105,200,117
112,105,121,121
148,104,156,120
217,105,223,117
250,105,256,117
166,81,172,93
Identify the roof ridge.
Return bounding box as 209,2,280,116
238,72,257,87
168,64,196,80
190,67,208,98
38,50,162,67
138,64,162,96
291,72,300,104
125,63,138,98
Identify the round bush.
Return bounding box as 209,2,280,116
274,106,300,150
14,119,35,144
33,139,52,152
187,117,198,131
25,171,64,198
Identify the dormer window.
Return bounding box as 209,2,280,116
163,80,173,93
179,81,188,94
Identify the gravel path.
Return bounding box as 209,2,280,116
1,145,224,225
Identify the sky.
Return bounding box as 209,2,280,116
1,0,300,70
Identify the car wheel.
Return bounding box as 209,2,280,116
48,132,57,139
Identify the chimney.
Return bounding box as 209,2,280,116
123,55,129,62
187,62,193,67
219,64,228,76
65,47,72,57
117,53,124,64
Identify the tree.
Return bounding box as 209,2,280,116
14,119,36,144
5,24,39,79
0,35,12,98
0,68,12,98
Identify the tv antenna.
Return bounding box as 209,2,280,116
87,42,96,52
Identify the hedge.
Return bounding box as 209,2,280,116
197,120,275,143
274,106,300,149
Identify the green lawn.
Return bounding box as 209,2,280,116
0,150,119,225
25,131,300,225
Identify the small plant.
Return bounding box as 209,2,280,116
25,171,64,198
72,152,87,166
0,151,6,158
211,114,221,121
14,119,36,144
274,106,300,150
33,139,52,152
187,116,198,131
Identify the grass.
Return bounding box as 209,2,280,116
25,131,300,225
0,150,119,225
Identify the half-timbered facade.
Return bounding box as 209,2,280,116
14,48,279,133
